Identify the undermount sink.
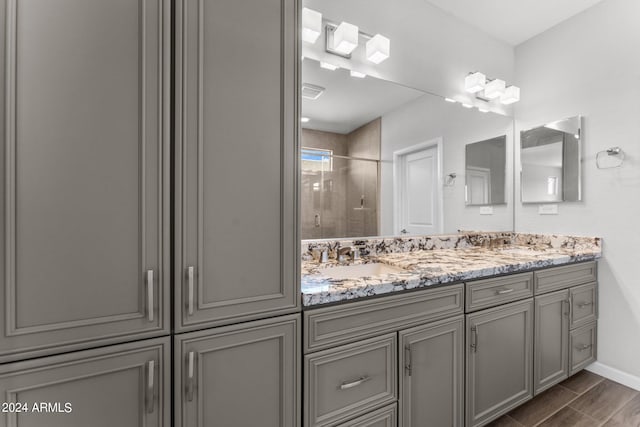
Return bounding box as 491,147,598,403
320,263,408,280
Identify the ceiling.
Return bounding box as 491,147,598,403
301,59,426,134
422,0,606,46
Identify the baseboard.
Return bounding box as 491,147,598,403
587,362,640,391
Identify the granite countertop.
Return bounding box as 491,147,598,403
301,233,602,307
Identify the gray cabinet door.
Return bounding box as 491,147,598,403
399,316,464,427
175,314,300,427
534,290,570,394
0,337,170,427
0,0,170,362
174,0,300,332
466,300,534,427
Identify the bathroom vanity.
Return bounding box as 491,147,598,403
301,233,600,427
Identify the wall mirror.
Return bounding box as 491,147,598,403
465,136,507,206
520,116,582,203
300,0,515,240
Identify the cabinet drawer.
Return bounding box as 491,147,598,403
570,283,598,329
535,262,597,294
336,404,397,427
304,334,397,427
466,272,534,312
304,284,463,353
570,322,597,375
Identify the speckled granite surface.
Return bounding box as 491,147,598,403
301,233,601,307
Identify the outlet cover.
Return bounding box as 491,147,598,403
538,204,559,215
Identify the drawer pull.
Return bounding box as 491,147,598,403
577,344,592,352
578,301,593,309
339,376,370,390
496,288,514,295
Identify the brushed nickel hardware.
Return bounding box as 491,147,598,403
577,301,593,309
568,298,573,319
146,360,155,413
564,299,571,316
577,344,592,352
496,288,514,295
146,270,154,322
339,376,370,390
186,351,195,401
405,345,412,376
471,326,478,352
187,266,195,316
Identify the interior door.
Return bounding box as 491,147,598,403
466,167,491,205
175,0,299,331
395,141,442,235
0,0,170,362
0,337,170,427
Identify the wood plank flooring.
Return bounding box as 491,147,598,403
487,371,640,427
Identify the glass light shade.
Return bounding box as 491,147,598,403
465,72,486,93
302,8,322,44
484,78,506,99
366,34,390,64
500,85,521,104
333,22,359,54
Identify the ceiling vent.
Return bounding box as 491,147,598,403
302,83,325,100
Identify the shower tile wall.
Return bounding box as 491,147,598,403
301,118,381,239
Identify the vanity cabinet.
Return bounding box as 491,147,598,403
0,337,170,427
175,314,300,427
399,316,464,427
0,0,170,362
533,264,598,394
174,0,299,332
465,299,534,427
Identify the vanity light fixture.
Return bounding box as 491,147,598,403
350,70,367,78
302,8,322,44
465,72,486,93
320,61,339,71
484,78,506,99
332,22,359,55
500,85,520,105
366,34,390,64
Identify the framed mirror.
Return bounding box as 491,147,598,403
465,136,507,206
520,116,582,203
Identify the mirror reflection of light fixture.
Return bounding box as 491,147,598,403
332,22,359,55
484,79,506,99
302,8,322,44
350,70,366,79
366,34,390,64
500,85,521,104
465,72,486,93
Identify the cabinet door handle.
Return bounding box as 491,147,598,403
146,270,154,322
471,326,478,352
578,301,593,309
186,351,196,402
146,360,155,413
577,344,592,352
564,299,571,316
187,266,195,316
405,345,412,376
339,376,370,390
496,288,514,295
568,298,573,319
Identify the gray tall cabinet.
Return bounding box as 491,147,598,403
0,0,300,426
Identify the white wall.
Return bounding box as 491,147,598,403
303,0,514,114
380,94,514,235
514,0,640,380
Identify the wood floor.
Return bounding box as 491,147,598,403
487,371,640,427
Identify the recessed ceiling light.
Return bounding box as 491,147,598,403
445,98,456,103
350,70,366,79
302,8,322,44
478,108,489,113
320,61,339,71
301,117,310,123
462,103,473,109
366,34,390,64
